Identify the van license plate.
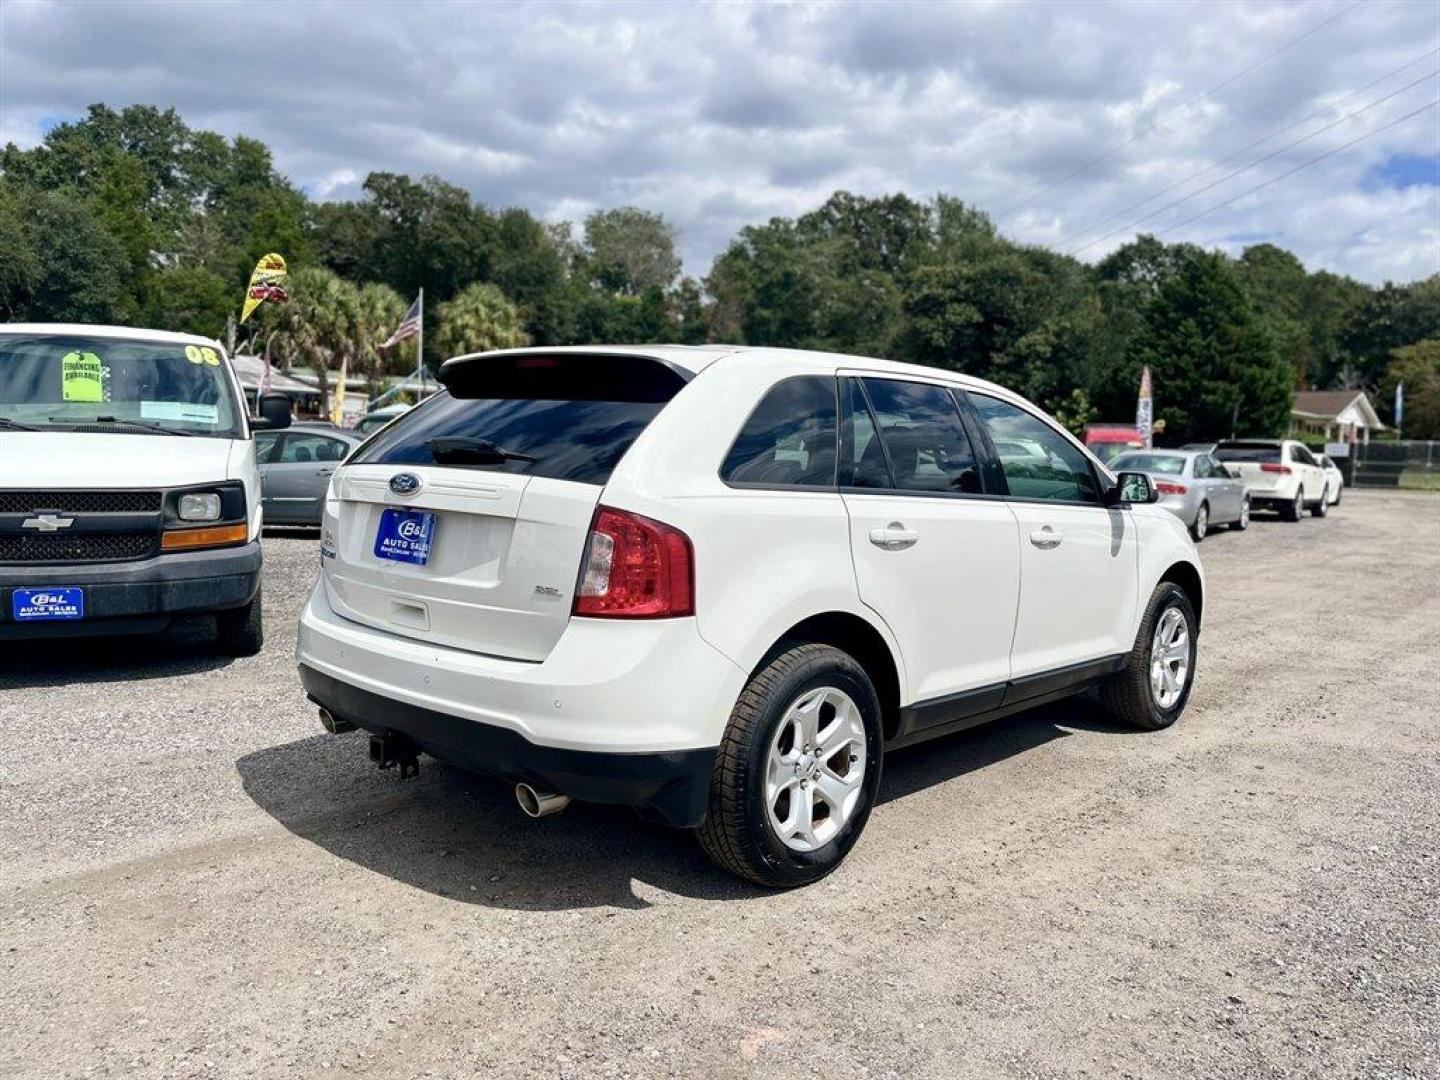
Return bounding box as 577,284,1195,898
374,509,436,566
13,587,85,621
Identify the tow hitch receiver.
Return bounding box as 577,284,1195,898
369,732,420,779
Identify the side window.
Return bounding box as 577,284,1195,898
721,376,838,487
1194,454,1215,478
861,378,982,494
254,432,280,463
968,393,1101,504
279,432,345,464
1291,445,1315,467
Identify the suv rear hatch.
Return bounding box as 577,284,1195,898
1215,441,1285,491
324,351,689,661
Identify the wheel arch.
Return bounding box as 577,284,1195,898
757,611,905,742
1159,560,1204,630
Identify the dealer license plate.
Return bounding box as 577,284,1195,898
13,587,85,621
374,508,436,566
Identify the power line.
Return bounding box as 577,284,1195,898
1056,45,1440,250
1067,67,1440,255
995,0,1368,220
1154,98,1439,240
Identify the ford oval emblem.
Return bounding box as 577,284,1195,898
389,472,422,496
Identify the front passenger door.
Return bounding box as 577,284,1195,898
966,392,1138,681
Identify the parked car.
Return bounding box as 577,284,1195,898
297,346,1205,887
0,322,291,654
255,427,365,526
353,403,412,435
1109,448,1249,541
1214,439,1331,520
1083,423,1145,465
1318,453,1344,505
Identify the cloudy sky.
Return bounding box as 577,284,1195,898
1,0,1436,283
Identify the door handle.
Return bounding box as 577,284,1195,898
869,522,919,550
316,467,335,476
1029,526,1062,550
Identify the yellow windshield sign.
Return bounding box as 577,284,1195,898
61,351,105,402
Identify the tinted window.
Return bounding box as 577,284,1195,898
841,379,892,489
721,376,837,486
1112,452,1187,476
1291,444,1315,466
254,431,281,463
1216,442,1281,463
969,393,1100,503
279,432,349,463
354,391,665,486
860,379,981,494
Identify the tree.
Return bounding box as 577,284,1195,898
1127,248,1292,441
0,182,38,320
145,266,231,338
1380,340,1440,439
433,282,529,359
583,207,681,295
264,266,361,414
16,189,132,323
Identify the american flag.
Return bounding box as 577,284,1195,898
381,296,422,348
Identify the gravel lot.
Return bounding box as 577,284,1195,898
1,491,1436,1079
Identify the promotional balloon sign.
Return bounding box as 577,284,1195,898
241,252,289,323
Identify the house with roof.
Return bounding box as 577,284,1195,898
1289,389,1384,445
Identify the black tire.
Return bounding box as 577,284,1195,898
698,643,883,888
1281,490,1303,522
216,585,264,657
1190,502,1209,542
1100,582,1197,732
1229,497,1251,531
1311,489,1328,517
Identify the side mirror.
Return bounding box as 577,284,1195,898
1108,471,1159,506
252,392,293,431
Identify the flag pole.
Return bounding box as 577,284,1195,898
416,287,424,400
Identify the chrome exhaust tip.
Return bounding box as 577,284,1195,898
318,707,356,734
515,782,570,818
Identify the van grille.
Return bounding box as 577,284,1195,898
0,532,158,564
0,490,162,514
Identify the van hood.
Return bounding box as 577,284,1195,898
0,431,240,488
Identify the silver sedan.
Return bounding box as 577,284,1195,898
1110,449,1250,541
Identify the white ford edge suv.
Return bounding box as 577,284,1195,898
297,346,1204,886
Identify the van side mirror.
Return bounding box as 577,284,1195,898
1108,471,1158,506
252,392,293,430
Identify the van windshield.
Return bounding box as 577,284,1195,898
0,333,244,438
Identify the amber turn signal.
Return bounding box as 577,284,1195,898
161,523,249,551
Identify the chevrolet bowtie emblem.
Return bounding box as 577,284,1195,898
21,514,75,532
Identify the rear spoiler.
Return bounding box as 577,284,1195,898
438,350,692,402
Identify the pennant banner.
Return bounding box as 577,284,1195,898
241,252,289,323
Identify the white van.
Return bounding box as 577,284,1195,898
0,324,291,654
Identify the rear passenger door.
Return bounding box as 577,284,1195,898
839,376,1021,715
263,432,349,522
1196,453,1241,520
965,391,1138,681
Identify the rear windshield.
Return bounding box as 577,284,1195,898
1215,442,1281,463
1111,453,1187,475
352,353,686,486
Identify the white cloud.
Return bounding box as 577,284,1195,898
0,0,1435,283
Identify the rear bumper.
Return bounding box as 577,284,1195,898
301,665,716,827
0,542,261,639
296,578,747,825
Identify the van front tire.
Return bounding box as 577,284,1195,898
216,585,263,657
698,643,882,888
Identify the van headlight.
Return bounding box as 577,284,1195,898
178,492,223,522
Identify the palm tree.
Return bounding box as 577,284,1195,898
354,281,407,393
434,282,529,360
267,266,359,417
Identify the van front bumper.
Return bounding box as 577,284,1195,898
0,542,261,639
296,578,745,827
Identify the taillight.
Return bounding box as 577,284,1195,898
1155,482,1188,496
574,506,694,618
1260,463,1292,474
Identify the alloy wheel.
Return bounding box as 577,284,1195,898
1149,607,1191,710
765,686,867,852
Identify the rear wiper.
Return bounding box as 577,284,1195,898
427,436,536,465
50,415,194,437
0,417,41,431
